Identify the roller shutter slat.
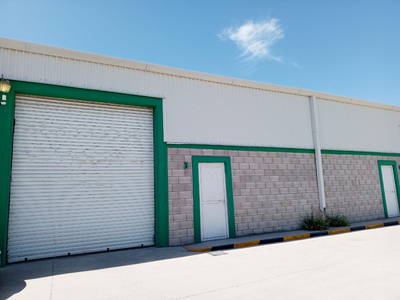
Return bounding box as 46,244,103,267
7,95,155,263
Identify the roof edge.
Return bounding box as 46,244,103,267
0,37,398,112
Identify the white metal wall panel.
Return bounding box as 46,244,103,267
0,48,314,149
8,95,154,262
164,76,314,148
317,98,400,153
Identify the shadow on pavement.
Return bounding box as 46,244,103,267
0,246,199,299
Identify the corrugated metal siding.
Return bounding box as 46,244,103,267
8,95,154,262
165,76,313,147
0,48,314,149
317,98,400,153
2,48,398,152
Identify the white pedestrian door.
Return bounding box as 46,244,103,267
198,163,229,241
381,166,400,217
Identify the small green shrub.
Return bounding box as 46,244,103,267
326,215,350,227
301,213,329,231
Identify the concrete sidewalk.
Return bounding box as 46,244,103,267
184,216,400,252
2,224,400,299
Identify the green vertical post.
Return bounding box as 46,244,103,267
0,88,15,267
153,101,169,247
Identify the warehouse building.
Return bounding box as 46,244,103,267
0,37,399,266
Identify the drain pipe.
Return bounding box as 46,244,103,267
310,95,326,212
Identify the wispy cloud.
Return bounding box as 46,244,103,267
218,19,286,64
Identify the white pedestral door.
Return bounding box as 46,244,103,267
382,165,400,217
198,163,229,241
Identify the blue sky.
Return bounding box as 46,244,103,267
1,0,399,105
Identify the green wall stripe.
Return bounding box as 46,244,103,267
321,149,400,157
168,144,314,154
192,156,236,243
0,81,169,266
167,144,400,157
377,161,400,218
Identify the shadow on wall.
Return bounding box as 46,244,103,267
0,246,200,299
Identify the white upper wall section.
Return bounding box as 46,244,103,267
0,37,399,152
317,98,400,153
164,78,313,147
0,39,315,148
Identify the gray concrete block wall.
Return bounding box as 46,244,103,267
322,154,400,222
168,148,319,246
168,148,400,246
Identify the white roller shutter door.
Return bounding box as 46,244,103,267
8,95,155,263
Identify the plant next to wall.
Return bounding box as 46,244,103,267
326,215,350,227
300,212,329,231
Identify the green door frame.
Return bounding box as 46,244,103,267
192,156,236,243
0,81,169,266
377,160,400,218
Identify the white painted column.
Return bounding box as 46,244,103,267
310,95,326,212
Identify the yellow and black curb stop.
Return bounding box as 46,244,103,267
183,220,400,253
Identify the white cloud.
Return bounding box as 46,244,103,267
218,19,285,63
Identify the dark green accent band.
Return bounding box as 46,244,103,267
192,156,236,243
168,144,314,153
378,160,400,218
0,81,169,266
169,145,400,157
322,149,400,157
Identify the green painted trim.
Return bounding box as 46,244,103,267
168,144,400,157
153,102,169,248
378,162,389,218
10,81,160,107
0,89,15,267
192,161,201,243
168,144,314,154
192,156,236,243
378,161,400,218
322,149,400,157
0,81,169,266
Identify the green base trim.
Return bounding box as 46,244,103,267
192,156,236,243
168,144,314,154
322,149,400,157
0,81,169,266
378,161,400,218
183,221,400,252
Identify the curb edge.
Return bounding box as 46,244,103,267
183,220,400,252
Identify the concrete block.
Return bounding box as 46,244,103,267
169,238,181,246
